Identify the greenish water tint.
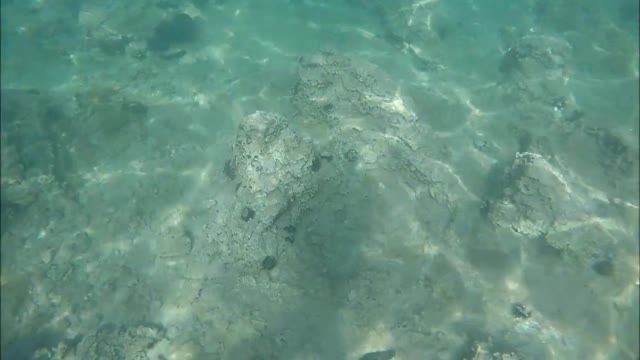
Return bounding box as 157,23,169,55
1,1,638,359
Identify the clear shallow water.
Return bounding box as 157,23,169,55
1,1,638,359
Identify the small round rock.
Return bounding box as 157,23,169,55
261,255,277,270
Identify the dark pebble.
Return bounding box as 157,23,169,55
241,207,255,222
592,258,614,277
147,13,199,52
261,255,277,270
311,155,322,172
345,149,358,162
224,159,237,179
511,302,531,319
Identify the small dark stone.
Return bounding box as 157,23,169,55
183,228,195,252
479,199,492,217
224,160,237,180
284,235,295,244
499,47,521,74
345,149,358,162
599,131,627,156
511,302,531,319
147,13,199,52
311,155,321,172
518,131,532,152
592,258,614,277
261,255,277,270
284,225,296,233
241,207,255,222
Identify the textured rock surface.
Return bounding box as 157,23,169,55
293,51,418,137
486,151,632,267
0,133,35,207
51,323,165,360
488,152,576,236
0,89,69,212
226,111,318,240
498,34,581,130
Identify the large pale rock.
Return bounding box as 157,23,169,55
487,151,632,263
292,51,418,136
226,111,318,237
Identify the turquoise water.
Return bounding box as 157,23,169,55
1,1,638,359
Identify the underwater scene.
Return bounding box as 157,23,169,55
1,0,638,359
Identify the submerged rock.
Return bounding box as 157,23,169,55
147,13,199,52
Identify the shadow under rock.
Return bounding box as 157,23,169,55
222,171,379,359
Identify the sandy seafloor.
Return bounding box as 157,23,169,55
1,0,638,359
